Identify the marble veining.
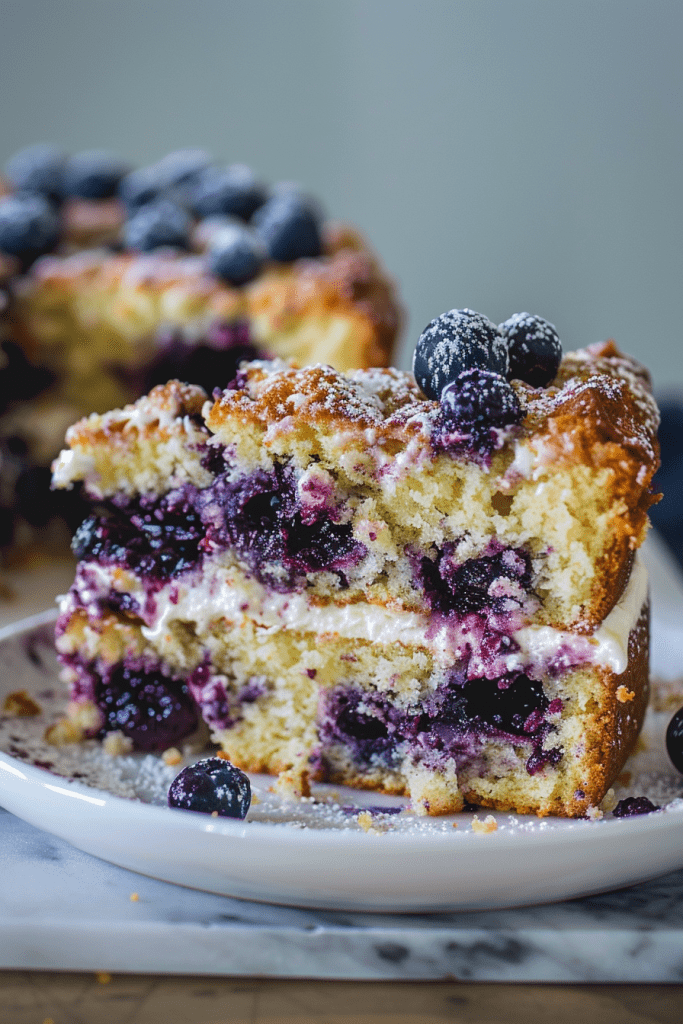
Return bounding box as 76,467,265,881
1,806,683,981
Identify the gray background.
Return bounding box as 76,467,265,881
1,0,681,389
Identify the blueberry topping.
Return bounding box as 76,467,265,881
61,150,130,200
440,368,522,433
666,705,683,774
168,756,251,818
190,164,267,220
4,143,65,200
498,312,562,388
123,199,191,252
0,194,61,263
153,148,213,190
118,165,166,211
252,195,322,262
95,664,199,751
612,796,660,818
413,309,508,401
207,223,267,285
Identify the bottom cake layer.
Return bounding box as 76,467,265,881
54,588,649,818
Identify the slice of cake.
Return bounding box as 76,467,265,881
0,145,400,558
50,309,660,817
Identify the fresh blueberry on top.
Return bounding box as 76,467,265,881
123,198,192,252
207,223,267,286
61,150,130,200
666,705,683,774
118,165,166,211
413,309,509,401
168,755,251,818
0,194,61,263
190,164,267,221
153,148,213,190
440,367,522,432
498,312,562,388
4,143,65,200
252,194,322,262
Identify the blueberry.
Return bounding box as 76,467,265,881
4,143,65,200
0,194,61,263
190,163,266,220
123,198,191,252
62,150,130,200
95,664,199,751
440,367,522,432
118,165,166,211
207,223,267,285
498,312,562,388
612,796,660,817
153,148,213,190
252,195,322,262
413,309,509,401
168,755,251,818
666,705,683,774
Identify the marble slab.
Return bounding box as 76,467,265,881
1,537,683,980
2,805,683,982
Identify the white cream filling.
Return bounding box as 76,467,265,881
69,549,647,677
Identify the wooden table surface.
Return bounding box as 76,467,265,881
0,975,682,1024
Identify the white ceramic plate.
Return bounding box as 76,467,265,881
1,609,683,913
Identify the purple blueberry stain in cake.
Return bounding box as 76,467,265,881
201,463,366,591
58,655,200,751
318,671,563,779
72,486,206,590
188,661,268,732
612,797,660,818
417,542,534,618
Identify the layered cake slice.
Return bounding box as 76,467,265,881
51,309,660,817
0,145,400,557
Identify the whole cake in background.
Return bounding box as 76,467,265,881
50,308,660,818
0,144,401,558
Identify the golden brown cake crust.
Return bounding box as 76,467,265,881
11,223,400,381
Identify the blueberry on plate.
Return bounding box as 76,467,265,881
4,143,65,200
62,150,130,200
413,309,509,401
0,194,61,263
612,796,660,817
252,194,322,262
440,367,522,432
499,312,562,388
190,163,267,221
666,705,683,774
207,223,267,285
123,198,192,252
168,755,251,818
